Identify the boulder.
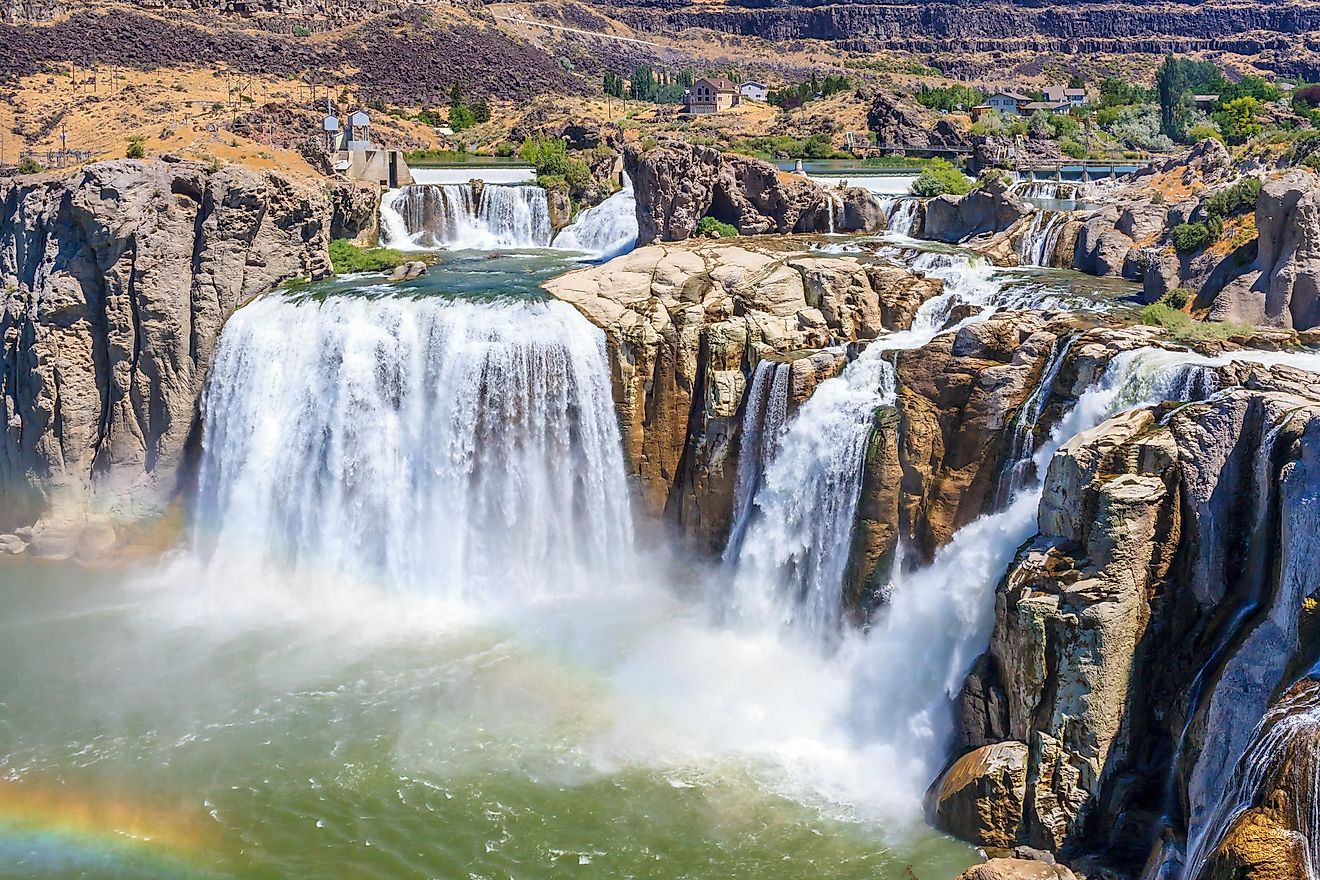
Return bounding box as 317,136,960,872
544,239,940,549
931,741,1029,848
956,858,1077,880
923,175,1033,244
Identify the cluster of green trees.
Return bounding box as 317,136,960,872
730,133,839,160
915,84,985,113
414,85,490,133
910,158,971,197
1154,56,1280,144
767,74,851,108
606,66,694,103
518,136,593,193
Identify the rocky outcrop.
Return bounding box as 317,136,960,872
938,381,1320,874
922,175,1033,245
0,159,332,556
1210,170,1320,330
867,91,972,153
956,858,1077,880
624,139,885,244
543,239,941,549
329,179,380,245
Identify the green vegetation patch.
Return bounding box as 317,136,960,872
696,216,738,238
910,159,971,197
1139,301,1252,340
519,137,592,193
328,240,407,274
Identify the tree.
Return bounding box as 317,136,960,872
1212,96,1263,144
16,156,42,174
1067,73,1086,89
1156,54,1224,140
126,135,146,159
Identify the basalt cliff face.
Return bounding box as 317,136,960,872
0,159,334,557
594,0,1320,76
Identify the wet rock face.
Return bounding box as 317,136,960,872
867,91,972,154
543,240,940,549
0,160,333,546
937,384,1320,874
624,140,884,244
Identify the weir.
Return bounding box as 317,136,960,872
380,182,554,249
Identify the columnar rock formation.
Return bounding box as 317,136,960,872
935,377,1320,873
0,160,335,556
544,239,941,549
624,140,886,245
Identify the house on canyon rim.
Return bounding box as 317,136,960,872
683,77,740,115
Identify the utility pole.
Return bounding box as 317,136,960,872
60,123,67,167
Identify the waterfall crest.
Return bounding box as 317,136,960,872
1018,210,1069,267
881,198,920,237
380,183,553,250
195,293,635,598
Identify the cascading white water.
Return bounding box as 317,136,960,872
993,332,1079,504
1018,210,1069,267
551,177,639,260
195,293,635,599
726,253,1007,638
881,198,920,237
839,346,1261,805
1183,682,1320,880
1011,181,1080,201
380,183,553,250
725,360,792,564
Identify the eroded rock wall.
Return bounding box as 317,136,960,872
0,159,332,554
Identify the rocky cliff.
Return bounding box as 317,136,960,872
624,140,887,245
544,238,941,549
934,373,1320,876
0,159,334,557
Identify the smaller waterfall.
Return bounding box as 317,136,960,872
993,333,1078,504
725,360,792,564
1183,681,1320,880
881,198,920,237
380,183,553,250
1012,180,1080,201
1018,210,1069,267
552,177,639,260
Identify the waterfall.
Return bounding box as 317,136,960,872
725,253,1006,638
881,198,920,237
380,183,553,250
1179,408,1320,875
195,293,635,598
1011,181,1080,201
840,346,1251,805
551,177,639,260
724,360,792,564
1183,682,1320,880
1018,210,1069,267
993,332,1079,505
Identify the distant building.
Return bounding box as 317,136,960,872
1193,94,1221,111
740,81,769,102
1043,86,1090,107
347,109,373,151
986,92,1031,116
684,77,740,115
1023,100,1072,115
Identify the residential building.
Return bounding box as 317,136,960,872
1023,100,1072,115
740,81,769,102
1043,86,1090,107
684,77,740,114
986,92,1031,116
1193,94,1221,111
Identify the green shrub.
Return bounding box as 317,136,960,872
910,158,971,197
1138,301,1252,340
328,239,407,274
1203,178,1261,219
1163,287,1194,309
1058,138,1087,159
1151,191,1166,205
125,135,146,159
1170,221,1214,253
16,156,42,175
696,216,738,238
519,136,592,191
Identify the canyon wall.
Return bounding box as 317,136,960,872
0,159,335,556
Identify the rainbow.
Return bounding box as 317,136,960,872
0,780,219,878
